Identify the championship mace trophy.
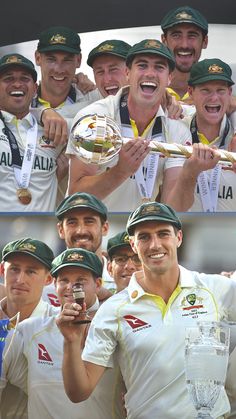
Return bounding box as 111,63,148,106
70,114,236,166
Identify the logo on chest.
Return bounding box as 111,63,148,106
180,293,208,318
123,314,151,333
37,343,54,365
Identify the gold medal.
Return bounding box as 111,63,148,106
17,188,32,205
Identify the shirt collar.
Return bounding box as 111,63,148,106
127,265,197,303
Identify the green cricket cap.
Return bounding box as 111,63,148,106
107,231,131,259
51,248,103,277
161,6,208,34
55,192,108,221
87,39,131,67
0,54,37,82
188,58,234,86
126,202,182,235
37,26,81,54
2,238,54,269
126,39,175,71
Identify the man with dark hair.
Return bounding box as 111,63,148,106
0,53,63,211
66,39,191,212
161,5,208,102
57,201,236,418
107,231,142,292
33,26,101,203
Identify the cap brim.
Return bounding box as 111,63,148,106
38,45,81,54
3,250,51,269
163,20,208,33
0,63,37,82
126,50,175,71
127,216,181,235
57,204,107,220
51,261,100,277
87,51,126,67
189,75,234,86
107,243,131,258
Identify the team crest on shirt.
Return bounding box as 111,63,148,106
39,135,55,148
123,315,151,332
180,293,207,318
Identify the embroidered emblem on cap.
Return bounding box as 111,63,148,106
50,34,66,45
123,234,130,243
70,198,88,206
176,11,192,20
131,290,138,298
6,56,22,64
144,40,161,49
208,64,224,74
67,252,84,261
18,243,36,252
98,44,114,52
140,204,160,215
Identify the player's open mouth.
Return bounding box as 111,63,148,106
205,104,221,113
105,85,119,95
140,81,157,93
10,90,25,97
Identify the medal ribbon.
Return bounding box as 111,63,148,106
191,115,228,212
197,166,221,212
120,95,162,200
0,112,38,189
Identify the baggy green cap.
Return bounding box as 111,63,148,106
2,238,54,269
50,248,103,277
55,192,108,221
161,6,208,34
126,39,175,71
87,39,131,67
126,202,182,235
0,54,37,82
107,231,131,259
188,58,234,86
37,26,81,54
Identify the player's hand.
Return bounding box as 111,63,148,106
222,134,236,173
41,109,68,146
162,90,183,119
73,72,96,94
116,138,149,177
56,150,69,181
56,302,86,342
184,143,221,175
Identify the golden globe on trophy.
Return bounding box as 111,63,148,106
70,114,236,167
